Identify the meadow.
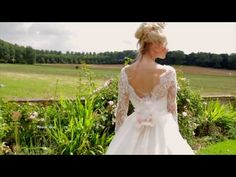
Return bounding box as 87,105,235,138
0,64,236,100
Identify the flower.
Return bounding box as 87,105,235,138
29,111,38,120
108,100,114,106
103,79,113,87
182,112,187,117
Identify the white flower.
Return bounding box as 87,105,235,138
29,111,38,120
103,79,112,87
182,112,187,117
203,102,207,105
180,77,186,81
177,86,181,90
108,101,114,106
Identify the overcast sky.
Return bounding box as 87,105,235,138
0,22,235,54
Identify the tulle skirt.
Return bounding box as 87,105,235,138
106,111,194,155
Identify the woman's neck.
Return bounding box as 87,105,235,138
139,53,156,66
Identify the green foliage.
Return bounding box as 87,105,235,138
93,77,119,134
1,38,235,69
176,71,204,143
195,100,236,141
44,97,113,155
25,46,36,64
124,57,135,65
0,96,114,155
0,65,114,155
76,64,96,97
0,100,49,152
228,53,236,69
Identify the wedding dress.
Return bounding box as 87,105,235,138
106,64,194,155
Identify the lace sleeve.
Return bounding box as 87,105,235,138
167,67,178,123
115,68,130,133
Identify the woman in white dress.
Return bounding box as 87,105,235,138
106,23,194,155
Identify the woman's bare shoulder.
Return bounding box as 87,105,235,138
161,64,176,74
122,63,136,73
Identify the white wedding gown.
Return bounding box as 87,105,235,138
106,64,194,155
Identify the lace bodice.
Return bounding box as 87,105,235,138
115,64,178,132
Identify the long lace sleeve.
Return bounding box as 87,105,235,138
167,67,178,123
115,68,129,133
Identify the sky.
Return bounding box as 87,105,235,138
0,22,235,54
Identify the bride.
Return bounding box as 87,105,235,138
106,22,194,155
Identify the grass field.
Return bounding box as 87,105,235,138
175,65,236,96
197,140,236,155
0,64,236,100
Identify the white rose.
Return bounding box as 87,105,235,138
182,112,187,117
108,101,114,106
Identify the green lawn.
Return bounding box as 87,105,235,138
0,64,118,100
197,140,236,155
184,74,236,96
0,64,235,100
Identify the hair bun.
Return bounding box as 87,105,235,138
135,22,165,40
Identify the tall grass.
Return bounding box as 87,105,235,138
195,100,236,141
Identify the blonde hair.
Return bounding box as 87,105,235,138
135,22,167,55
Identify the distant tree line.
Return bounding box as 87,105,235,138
0,39,235,69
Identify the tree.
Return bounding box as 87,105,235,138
25,46,36,64
174,50,185,65
212,54,223,68
15,46,24,63
228,53,236,69
220,54,229,69
195,52,209,67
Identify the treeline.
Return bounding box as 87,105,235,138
157,50,236,70
0,39,136,65
0,39,235,69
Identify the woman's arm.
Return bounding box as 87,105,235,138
167,68,178,123
115,68,130,133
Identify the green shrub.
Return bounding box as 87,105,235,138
176,71,204,143
195,100,236,141
44,96,113,155
0,96,113,155
93,77,118,134
0,100,50,153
